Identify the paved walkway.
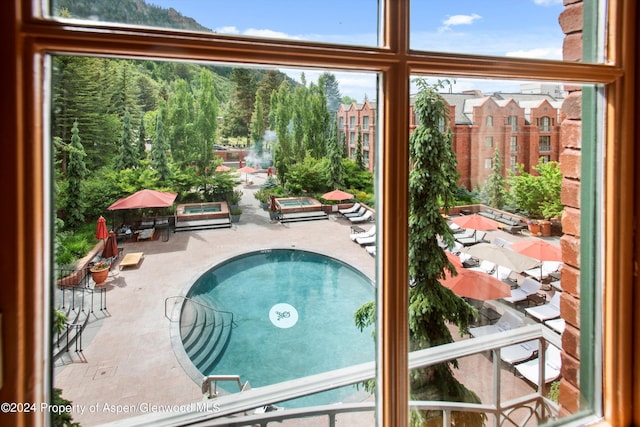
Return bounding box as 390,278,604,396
54,173,560,426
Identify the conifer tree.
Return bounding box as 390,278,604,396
484,148,506,208
326,121,343,189
151,104,172,183
115,108,138,170
64,120,87,227
137,116,147,161
355,130,364,170
355,80,482,426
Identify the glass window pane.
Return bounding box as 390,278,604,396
410,1,605,64
50,0,380,47
404,76,601,423
51,54,379,425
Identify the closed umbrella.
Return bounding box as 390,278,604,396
441,268,511,300
95,216,108,241
101,230,119,259
451,214,501,231
463,242,540,273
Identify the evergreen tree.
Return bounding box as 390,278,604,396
355,80,481,426
64,120,87,227
221,68,256,144
326,121,343,189
270,81,293,186
484,148,506,208
318,72,342,118
256,69,283,128
151,103,172,183
137,115,147,161
115,108,138,170
167,79,195,166
194,69,219,193
407,79,481,425
355,130,364,170
250,92,266,157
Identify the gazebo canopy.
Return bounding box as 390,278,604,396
107,189,177,210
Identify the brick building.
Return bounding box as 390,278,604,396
337,90,563,190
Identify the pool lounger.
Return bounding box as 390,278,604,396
119,252,144,269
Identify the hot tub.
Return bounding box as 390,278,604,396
176,202,229,222
275,197,322,214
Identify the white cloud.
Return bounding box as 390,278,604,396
440,13,482,31
243,28,300,40
214,26,240,35
533,0,563,5
506,47,563,60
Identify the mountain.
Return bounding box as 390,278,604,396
54,0,213,33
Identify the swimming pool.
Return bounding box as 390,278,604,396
180,249,375,407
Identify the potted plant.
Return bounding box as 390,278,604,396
527,220,541,236
254,189,270,210
229,208,242,223
89,260,110,285
227,189,243,211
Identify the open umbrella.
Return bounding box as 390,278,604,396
321,189,354,201
107,189,177,210
510,239,562,261
441,268,511,300
95,216,108,241
463,242,540,273
101,230,119,259
451,214,501,231
237,166,258,183
215,164,231,172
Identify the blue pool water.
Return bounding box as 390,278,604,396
185,249,375,407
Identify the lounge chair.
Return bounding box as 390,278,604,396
469,260,496,275
344,206,366,218
457,230,488,246
119,252,144,269
469,310,523,338
449,223,465,234
524,261,563,281
349,210,373,223
500,340,539,365
525,291,561,322
545,318,566,334
454,228,476,240
338,202,361,215
355,234,376,246
515,344,562,385
365,245,376,256
137,228,155,241
350,226,375,242
503,277,542,304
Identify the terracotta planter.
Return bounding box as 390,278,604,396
528,223,541,236
90,267,109,285
539,220,552,236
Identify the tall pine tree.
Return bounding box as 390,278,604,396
64,120,87,227
151,103,172,183
115,108,138,170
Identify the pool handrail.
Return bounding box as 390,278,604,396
164,295,236,327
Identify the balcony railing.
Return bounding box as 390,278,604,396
111,324,572,427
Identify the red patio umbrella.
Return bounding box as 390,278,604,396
510,239,562,261
237,166,258,182
441,268,511,300
451,214,501,231
215,164,231,172
321,189,354,201
101,230,119,259
95,216,108,241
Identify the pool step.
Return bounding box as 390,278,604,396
180,298,233,375
279,211,329,223
174,217,232,232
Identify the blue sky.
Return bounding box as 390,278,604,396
146,0,565,100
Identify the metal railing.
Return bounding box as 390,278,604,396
164,296,235,326
202,375,251,399
111,324,564,427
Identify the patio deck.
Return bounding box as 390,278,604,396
54,172,560,426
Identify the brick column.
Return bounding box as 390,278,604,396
558,0,583,414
